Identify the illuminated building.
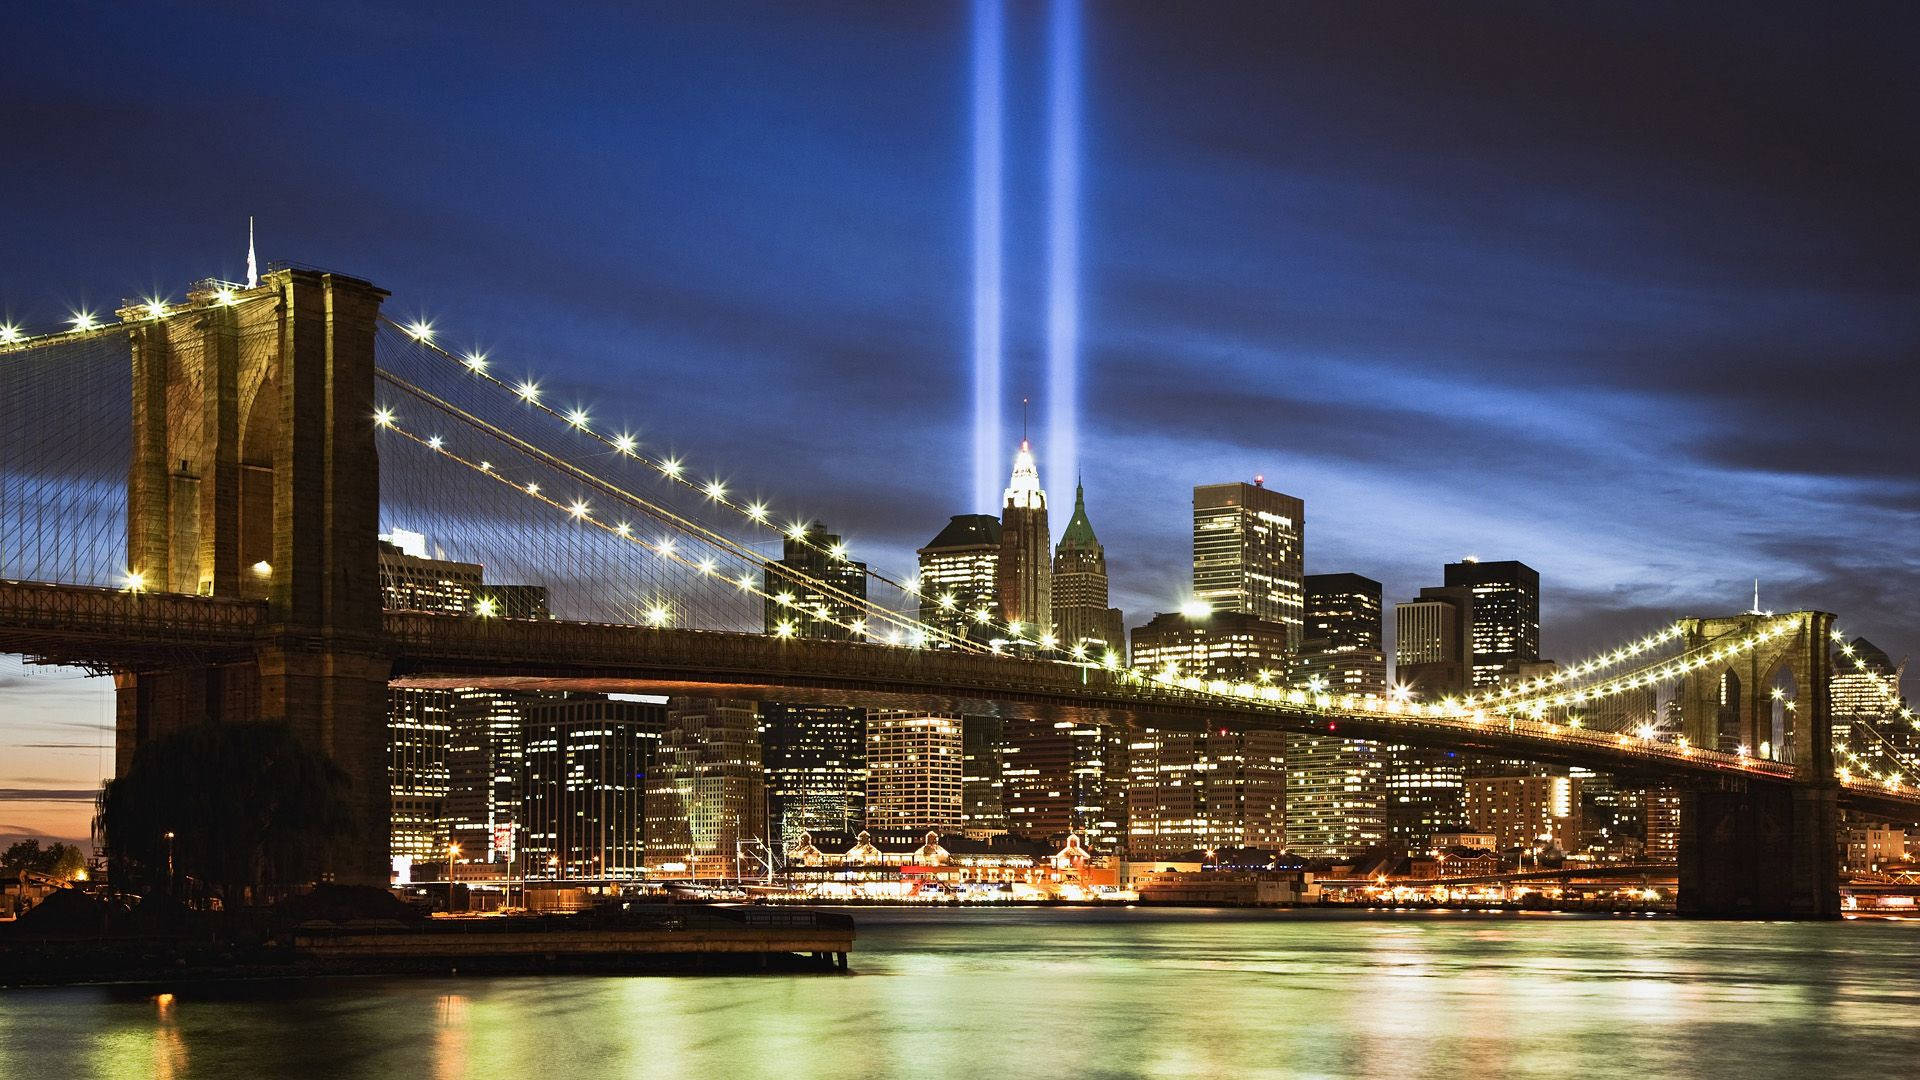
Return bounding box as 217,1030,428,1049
998,717,1128,850
1394,586,1474,697
1830,638,1911,777
1643,786,1683,862
520,696,664,880
448,689,542,868
644,698,767,879
1192,480,1305,650
388,687,453,863
378,531,481,613
1443,559,1540,688
1464,773,1583,853
1126,726,1286,860
760,704,866,845
761,521,867,640
1285,573,1388,860
1844,824,1907,873
918,514,1002,645
1130,609,1292,684
997,439,1051,635
1050,481,1125,659
1381,750,1465,849
962,715,1007,836
866,711,964,832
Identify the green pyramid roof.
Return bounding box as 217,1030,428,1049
1058,484,1100,550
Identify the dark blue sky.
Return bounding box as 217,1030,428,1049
3,2,1917,838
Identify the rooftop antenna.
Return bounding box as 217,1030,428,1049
1751,578,1761,615
245,216,258,289
1022,396,1030,443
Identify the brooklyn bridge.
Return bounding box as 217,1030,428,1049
3,267,1915,917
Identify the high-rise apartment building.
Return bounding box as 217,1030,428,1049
1382,750,1466,849
918,515,1002,645
1286,573,1388,860
962,715,1007,836
448,689,542,868
1051,482,1125,660
997,440,1052,636
1192,480,1305,650
644,698,767,880
865,711,965,832
520,696,664,880
1395,586,1474,696
997,717,1129,850
1464,773,1583,852
762,522,868,640
1131,610,1294,684
760,704,866,845
388,687,454,864
1443,559,1540,687
1126,727,1287,859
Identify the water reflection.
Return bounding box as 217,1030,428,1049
4,910,1918,1080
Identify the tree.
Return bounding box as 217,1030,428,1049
94,722,361,907
1,839,82,877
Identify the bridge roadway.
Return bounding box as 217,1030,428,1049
5,581,1918,818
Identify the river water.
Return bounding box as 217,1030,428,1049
3,907,1917,1079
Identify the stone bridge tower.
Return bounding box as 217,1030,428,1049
1675,610,1839,917
116,269,391,883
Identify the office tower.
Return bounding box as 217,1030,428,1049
1192,479,1305,650
1643,786,1683,863
1830,638,1912,780
388,687,454,864
1381,750,1466,849
1126,726,1287,859
962,715,1008,836
997,439,1052,636
759,704,866,845
520,696,664,880
1443,559,1541,687
997,717,1129,849
448,690,541,868
1395,586,1474,697
1284,573,1388,860
865,711,965,831
1464,773,1583,853
762,521,868,640
644,698,767,880
378,531,482,613
1051,482,1126,659
918,514,1002,644
1130,610,1293,683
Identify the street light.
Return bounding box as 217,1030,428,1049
164,830,176,893
446,842,461,912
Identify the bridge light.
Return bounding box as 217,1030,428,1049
474,596,499,617
1070,642,1087,659
850,618,868,637
774,620,796,638
143,298,168,319
661,458,683,478
736,573,755,591
250,560,272,577
69,311,98,331
1837,767,1852,784
655,538,675,557
785,521,810,542
566,408,589,428
122,571,147,592
525,482,540,495
213,287,237,306
1103,651,1119,670
1179,599,1212,620
404,320,434,342
645,605,671,627
479,461,492,471
613,434,637,454
696,558,716,575
516,380,540,402
937,592,956,610
1736,743,1750,757
373,407,395,428
775,591,795,607
0,324,20,343
463,351,488,371
746,502,768,522
1040,632,1057,649
567,500,589,519
828,542,848,560
973,608,992,624
427,435,443,450
1008,620,1024,638
1636,723,1657,741
1389,684,1412,703
704,480,727,501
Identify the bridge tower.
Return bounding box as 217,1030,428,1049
116,269,392,884
1675,610,1839,918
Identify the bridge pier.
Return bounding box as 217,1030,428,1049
1677,784,1840,919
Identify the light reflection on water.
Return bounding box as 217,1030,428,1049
4,908,1918,1079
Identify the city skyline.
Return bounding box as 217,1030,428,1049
3,3,1917,847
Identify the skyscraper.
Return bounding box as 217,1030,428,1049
1130,609,1293,683
760,704,866,845
520,696,664,881
762,521,868,640
1443,559,1540,687
448,689,543,869
997,717,1129,850
1395,586,1474,697
997,439,1051,637
644,698,768,880
918,514,1002,645
962,715,1008,836
1192,480,1305,650
1126,726,1287,859
1051,481,1125,660
388,687,453,864
866,711,965,831
1286,573,1388,861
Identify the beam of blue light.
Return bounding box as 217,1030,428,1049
1046,0,1080,504
971,0,1005,514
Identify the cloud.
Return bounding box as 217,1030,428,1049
0,789,100,803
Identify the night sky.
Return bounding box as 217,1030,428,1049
3,2,1916,844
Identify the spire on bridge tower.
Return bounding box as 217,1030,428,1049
246,216,258,289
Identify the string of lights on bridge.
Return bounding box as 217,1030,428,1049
0,284,268,351
373,318,1913,795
